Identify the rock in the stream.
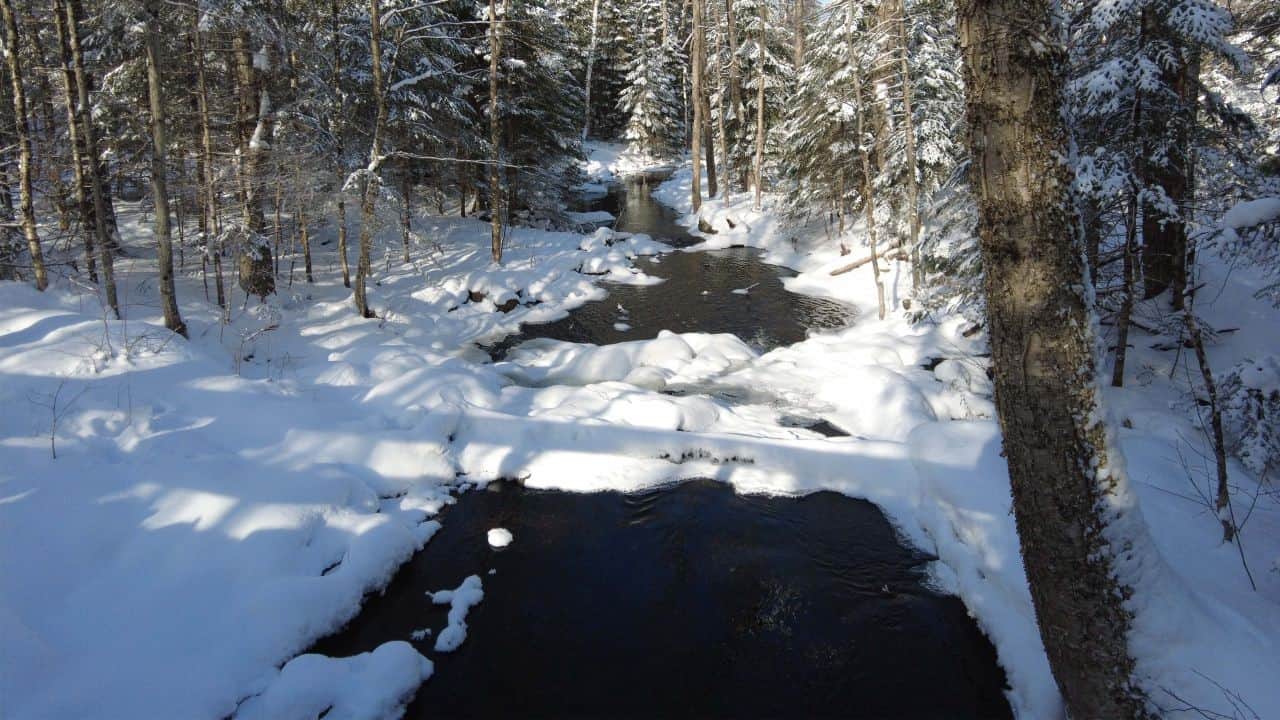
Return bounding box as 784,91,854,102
697,217,718,234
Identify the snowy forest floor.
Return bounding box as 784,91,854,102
2,143,1278,719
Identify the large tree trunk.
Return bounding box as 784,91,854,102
691,0,705,212
144,0,186,337
62,0,118,313
1,0,48,291
1139,12,1194,309
956,1,1156,717
487,0,503,263
355,0,386,317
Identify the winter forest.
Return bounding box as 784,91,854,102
1,0,1278,717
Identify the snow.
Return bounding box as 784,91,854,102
236,642,430,720
1222,196,1280,229
429,575,484,652
486,527,513,548
3,147,1278,720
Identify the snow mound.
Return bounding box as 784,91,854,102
237,642,431,720
487,527,514,548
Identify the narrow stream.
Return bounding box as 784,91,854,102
485,179,851,358
310,179,1013,719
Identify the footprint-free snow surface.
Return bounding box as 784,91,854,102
314,480,1012,719
314,181,1012,718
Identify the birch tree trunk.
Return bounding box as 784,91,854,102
487,0,503,263
1,0,48,290
956,1,1156,716
144,0,186,337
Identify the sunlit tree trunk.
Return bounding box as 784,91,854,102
896,0,921,289
956,1,1156,716
332,0,351,288
1,0,48,290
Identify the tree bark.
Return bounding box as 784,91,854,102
896,0,921,289
792,0,804,68
691,0,705,212
487,0,503,263
724,0,746,191
144,0,186,337
956,1,1156,717
192,26,224,308
582,0,600,140
752,0,766,210
332,0,351,288
400,172,411,264
53,0,96,284
355,0,386,317
65,0,119,301
1,0,48,290
848,2,884,320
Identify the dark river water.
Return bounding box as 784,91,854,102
486,180,851,358
309,179,1013,719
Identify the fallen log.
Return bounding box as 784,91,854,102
829,248,907,276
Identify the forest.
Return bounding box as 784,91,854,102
1,0,1278,718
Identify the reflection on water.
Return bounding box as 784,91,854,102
312,480,1012,719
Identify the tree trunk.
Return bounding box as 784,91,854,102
65,0,118,313
1139,11,1192,308
355,0,387,317
296,164,312,283
848,2,884,320
713,21,730,193
691,0,705,212
896,0,921,289
487,0,503,263
53,0,96,284
1,0,48,291
956,1,1155,717
144,0,186,337
331,0,351,288
583,0,600,140
752,0,767,211
725,0,746,191
400,173,412,264
192,26,224,309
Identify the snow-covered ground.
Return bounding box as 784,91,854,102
3,144,1277,719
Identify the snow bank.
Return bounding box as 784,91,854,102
237,642,431,720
